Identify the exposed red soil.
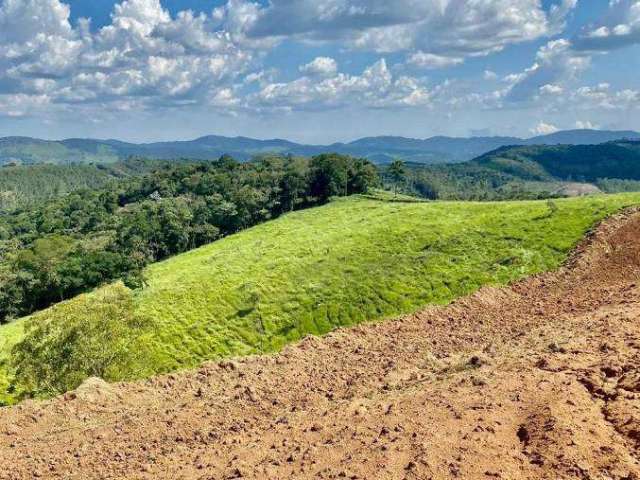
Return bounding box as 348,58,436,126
2,209,640,479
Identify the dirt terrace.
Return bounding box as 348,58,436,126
1,209,640,479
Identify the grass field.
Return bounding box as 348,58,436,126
2,192,640,401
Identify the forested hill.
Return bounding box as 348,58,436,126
391,140,640,201
0,160,171,212
473,141,640,181
1,129,638,166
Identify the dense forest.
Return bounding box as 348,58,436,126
0,154,378,322
0,160,172,212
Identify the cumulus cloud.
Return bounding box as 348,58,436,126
539,84,564,95
572,83,640,110
0,0,257,117
253,59,437,111
1,0,634,130
299,57,338,76
407,52,463,70
501,0,639,106
0,0,73,44
0,93,51,118
530,121,560,135
574,0,640,51
483,70,498,81
0,0,82,84
221,0,576,57
575,120,597,129
506,39,590,101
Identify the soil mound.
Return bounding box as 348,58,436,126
1,209,640,479
64,377,119,403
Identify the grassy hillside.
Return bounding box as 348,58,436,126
2,192,640,402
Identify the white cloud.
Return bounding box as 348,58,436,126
223,0,576,58
572,83,640,110
0,0,634,132
110,0,170,36
506,39,590,101
531,121,560,135
0,0,73,44
575,120,597,129
0,93,51,118
539,84,564,95
299,57,338,76
483,70,498,80
503,0,640,105
548,0,578,28
574,0,640,51
0,0,258,115
407,52,463,70
253,59,436,110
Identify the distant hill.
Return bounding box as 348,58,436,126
0,159,171,212
524,129,640,146
399,140,640,201
473,140,640,182
1,129,638,166
0,137,121,165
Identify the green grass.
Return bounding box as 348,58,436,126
0,320,24,404
2,192,640,401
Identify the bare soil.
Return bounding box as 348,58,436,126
2,209,640,479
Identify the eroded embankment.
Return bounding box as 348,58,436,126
1,209,640,479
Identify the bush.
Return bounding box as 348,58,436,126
10,283,155,398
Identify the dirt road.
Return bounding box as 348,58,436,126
1,210,640,479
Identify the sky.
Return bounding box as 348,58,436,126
0,0,639,143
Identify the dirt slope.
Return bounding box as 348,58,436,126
2,210,640,480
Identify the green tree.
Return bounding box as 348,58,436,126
388,159,407,197
280,157,310,212
348,158,379,195
309,154,349,202
11,284,155,398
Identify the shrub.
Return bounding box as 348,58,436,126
10,283,155,398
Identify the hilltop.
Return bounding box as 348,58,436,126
3,192,640,403
1,202,639,479
474,141,640,182
1,129,638,166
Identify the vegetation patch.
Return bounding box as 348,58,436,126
3,192,640,401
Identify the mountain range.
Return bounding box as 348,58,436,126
1,129,639,166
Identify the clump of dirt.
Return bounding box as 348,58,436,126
1,209,640,479
64,377,119,403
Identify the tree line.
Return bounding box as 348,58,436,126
0,154,378,322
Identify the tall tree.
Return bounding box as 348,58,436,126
388,159,407,197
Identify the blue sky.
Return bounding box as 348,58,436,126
0,0,639,142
